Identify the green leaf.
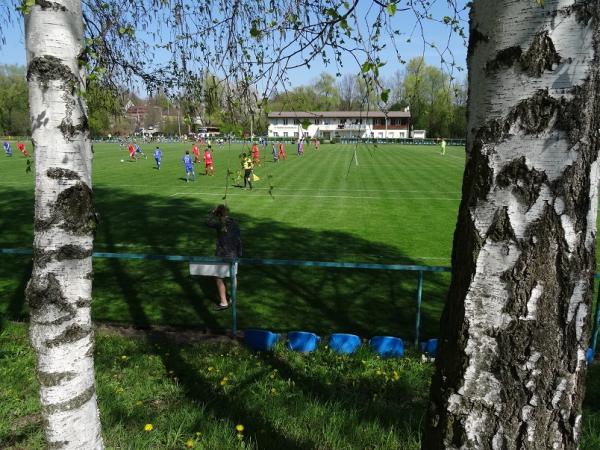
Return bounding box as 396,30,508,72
250,26,261,39
380,89,389,103
16,0,35,14
386,2,397,16
361,61,372,73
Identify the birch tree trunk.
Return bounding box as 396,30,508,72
25,1,103,448
424,1,600,448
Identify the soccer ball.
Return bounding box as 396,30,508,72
120,159,124,163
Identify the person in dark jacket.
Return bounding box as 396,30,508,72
206,204,242,310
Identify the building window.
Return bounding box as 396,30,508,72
294,132,298,137
293,119,300,125
274,132,279,137
283,132,288,137
283,118,288,125
313,118,319,124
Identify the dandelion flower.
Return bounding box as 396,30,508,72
236,424,244,433
144,423,153,432
185,438,195,448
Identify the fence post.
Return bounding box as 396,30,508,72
591,283,600,356
230,260,238,336
415,270,424,349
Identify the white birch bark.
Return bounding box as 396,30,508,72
425,1,600,449
25,1,103,448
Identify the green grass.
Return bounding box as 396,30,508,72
2,321,430,449
2,321,600,449
0,141,463,338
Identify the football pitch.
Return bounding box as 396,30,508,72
0,141,466,338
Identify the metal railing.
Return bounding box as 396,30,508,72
3,247,600,355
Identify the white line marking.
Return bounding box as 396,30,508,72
169,191,461,200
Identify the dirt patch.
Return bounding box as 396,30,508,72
95,322,241,345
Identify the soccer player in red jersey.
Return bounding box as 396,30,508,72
251,142,260,166
192,143,200,163
17,142,31,157
128,143,136,161
204,146,215,176
278,141,287,160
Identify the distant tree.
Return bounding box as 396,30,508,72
447,80,467,139
314,72,341,110
337,73,360,110
0,65,29,135
85,80,124,137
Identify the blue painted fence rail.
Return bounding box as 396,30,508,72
3,247,600,354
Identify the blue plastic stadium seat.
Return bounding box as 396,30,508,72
243,329,279,351
424,338,439,358
287,331,320,353
586,347,594,364
328,333,361,355
369,336,404,358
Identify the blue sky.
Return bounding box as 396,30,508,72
0,1,468,90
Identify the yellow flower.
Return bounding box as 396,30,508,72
195,432,202,437
220,379,228,386
236,424,244,433
185,438,195,448
121,355,128,360
144,423,153,432
207,366,214,372
271,388,277,395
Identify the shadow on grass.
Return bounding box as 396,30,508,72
0,185,448,338
92,186,449,338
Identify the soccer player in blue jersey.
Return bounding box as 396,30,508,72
182,150,195,182
135,143,147,159
3,141,12,157
153,146,162,169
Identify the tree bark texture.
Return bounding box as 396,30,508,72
424,1,600,449
25,1,103,448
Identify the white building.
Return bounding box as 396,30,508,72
267,110,411,140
